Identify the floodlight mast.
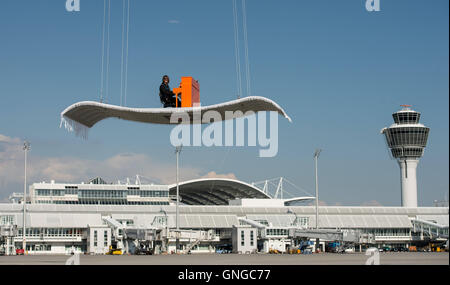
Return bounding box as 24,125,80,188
175,145,182,253
314,149,322,252
314,149,322,229
23,141,31,253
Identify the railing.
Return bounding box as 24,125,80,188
184,239,201,253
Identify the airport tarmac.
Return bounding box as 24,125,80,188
0,252,448,265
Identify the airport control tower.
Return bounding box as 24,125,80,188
381,105,430,207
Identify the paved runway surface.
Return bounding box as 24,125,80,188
0,252,448,265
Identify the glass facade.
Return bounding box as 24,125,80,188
36,189,65,196
33,186,170,205
390,148,424,157
26,244,52,251
104,231,108,246
384,108,430,159
385,127,429,148
16,228,83,238
117,219,134,226
266,228,289,236
152,216,167,226
362,228,410,237
65,186,78,195
292,217,309,227
384,126,429,158
254,220,269,226
393,112,420,124
35,200,169,205
0,215,14,225
139,191,167,197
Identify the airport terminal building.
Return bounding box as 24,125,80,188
0,178,448,255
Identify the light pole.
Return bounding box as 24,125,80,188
314,149,322,229
175,145,182,253
314,149,321,252
159,209,168,252
23,141,31,253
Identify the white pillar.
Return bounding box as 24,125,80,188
6,237,10,256
263,240,269,253
398,158,419,207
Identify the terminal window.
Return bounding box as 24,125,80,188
104,231,108,247
0,215,14,225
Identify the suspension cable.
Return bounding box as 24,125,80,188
120,0,126,106
99,0,107,103
104,0,112,103
232,0,243,99
241,0,251,97
253,177,315,198
124,0,131,106
283,178,315,197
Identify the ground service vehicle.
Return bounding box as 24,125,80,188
106,245,122,255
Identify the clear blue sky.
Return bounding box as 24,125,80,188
0,0,448,206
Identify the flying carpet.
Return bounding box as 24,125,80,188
60,96,292,138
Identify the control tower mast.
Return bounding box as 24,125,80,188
381,105,430,207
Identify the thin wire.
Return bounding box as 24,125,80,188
208,147,233,193
99,0,107,102
124,0,131,106
242,0,251,97
252,177,284,185
278,181,304,199
105,0,112,103
253,177,314,198
232,0,242,99
120,0,126,106
283,178,315,197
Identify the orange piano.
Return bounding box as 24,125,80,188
172,77,200,108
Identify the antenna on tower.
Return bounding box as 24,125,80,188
400,105,412,110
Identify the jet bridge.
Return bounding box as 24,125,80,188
289,228,368,243
411,218,449,240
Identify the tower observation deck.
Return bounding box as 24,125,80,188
381,105,430,207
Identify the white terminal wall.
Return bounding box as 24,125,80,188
229,199,284,207
232,225,257,253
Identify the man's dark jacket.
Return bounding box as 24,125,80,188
159,83,175,104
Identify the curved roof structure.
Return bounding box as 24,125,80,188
60,96,292,138
168,178,271,206
283,197,316,206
